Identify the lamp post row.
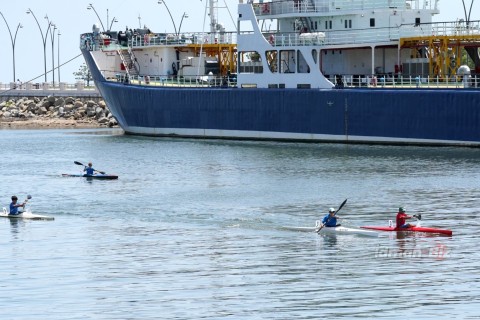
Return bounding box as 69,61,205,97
0,9,61,86
2,2,188,85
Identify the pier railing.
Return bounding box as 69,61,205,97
0,82,100,99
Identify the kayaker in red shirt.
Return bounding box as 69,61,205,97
396,207,414,228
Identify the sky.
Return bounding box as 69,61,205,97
0,0,478,85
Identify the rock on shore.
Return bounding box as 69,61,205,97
0,96,118,128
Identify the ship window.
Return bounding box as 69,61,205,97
297,84,311,89
329,21,332,29
349,20,352,28
370,18,375,27
280,50,296,73
238,51,263,74
297,50,309,73
241,84,257,88
312,49,317,64
266,50,278,73
315,21,318,29
415,18,421,26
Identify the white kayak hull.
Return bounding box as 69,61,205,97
282,221,379,237
2,208,54,221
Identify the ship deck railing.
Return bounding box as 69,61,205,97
253,0,437,17
129,32,237,47
103,72,237,88
261,20,480,47
101,70,479,89
336,74,479,89
80,31,236,51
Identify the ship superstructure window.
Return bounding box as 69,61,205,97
280,50,296,73
325,20,332,30
370,18,375,27
312,49,318,64
415,18,421,26
310,21,318,30
266,50,278,73
239,51,263,74
297,51,309,73
344,20,352,28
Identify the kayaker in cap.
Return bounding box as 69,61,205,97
84,162,96,175
9,196,25,215
322,207,341,228
396,207,414,228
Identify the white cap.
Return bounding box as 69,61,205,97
329,208,335,213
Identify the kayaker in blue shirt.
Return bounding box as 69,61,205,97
9,196,25,215
322,208,341,227
84,162,96,175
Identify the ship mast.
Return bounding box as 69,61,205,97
209,0,218,34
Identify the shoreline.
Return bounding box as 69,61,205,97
0,118,109,129
1,95,119,129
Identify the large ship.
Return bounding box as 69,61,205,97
81,0,480,147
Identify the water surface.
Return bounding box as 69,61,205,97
1,129,479,319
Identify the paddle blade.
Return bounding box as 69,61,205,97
337,199,348,212
27,195,32,200
74,161,84,166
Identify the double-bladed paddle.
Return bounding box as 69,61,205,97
316,199,347,233
74,161,106,174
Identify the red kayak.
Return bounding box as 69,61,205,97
361,225,452,236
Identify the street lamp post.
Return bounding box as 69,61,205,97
158,0,177,36
87,3,105,32
178,13,189,37
0,12,23,84
45,15,57,87
462,0,475,26
26,8,54,83
109,17,118,31
57,31,61,84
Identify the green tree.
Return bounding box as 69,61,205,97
73,63,93,86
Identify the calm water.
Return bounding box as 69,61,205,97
1,128,479,319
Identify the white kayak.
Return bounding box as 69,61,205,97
2,207,54,221
282,221,379,237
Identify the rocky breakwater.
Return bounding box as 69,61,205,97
0,96,118,128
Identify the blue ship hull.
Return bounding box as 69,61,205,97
83,50,480,147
